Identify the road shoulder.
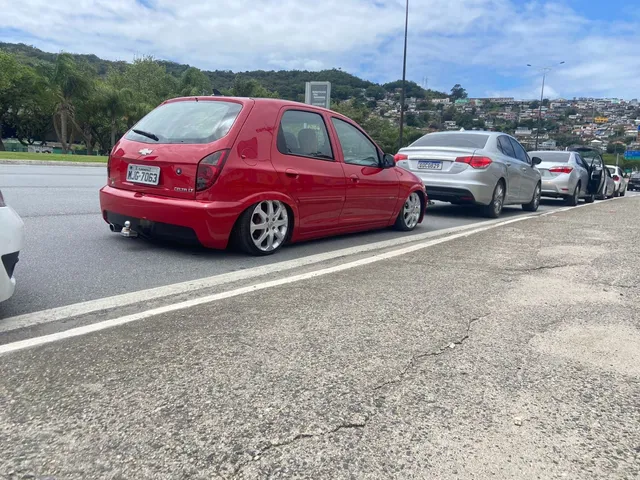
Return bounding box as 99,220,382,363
1,198,639,479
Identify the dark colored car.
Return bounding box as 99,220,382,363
100,97,427,255
628,172,640,191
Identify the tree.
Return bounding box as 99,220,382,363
449,84,467,101
331,99,369,125
179,67,211,96
365,85,386,100
442,106,456,122
607,142,626,154
383,80,425,98
100,85,134,149
0,52,34,150
9,70,55,146
121,56,178,108
228,77,278,98
48,53,94,153
405,112,421,127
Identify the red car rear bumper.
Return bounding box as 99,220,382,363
99,186,239,249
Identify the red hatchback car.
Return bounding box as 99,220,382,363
100,97,427,255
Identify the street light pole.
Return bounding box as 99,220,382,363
534,70,547,150
398,0,409,150
527,61,565,150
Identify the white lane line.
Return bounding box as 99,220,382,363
0,209,580,355
2,196,627,335
0,218,516,332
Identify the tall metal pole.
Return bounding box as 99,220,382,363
528,61,564,150
398,0,409,150
535,71,546,150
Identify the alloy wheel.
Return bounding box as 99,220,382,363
250,200,288,252
403,192,421,229
533,184,541,209
493,183,504,215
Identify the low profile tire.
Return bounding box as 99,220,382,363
522,182,541,212
584,194,595,204
235,200,290,256
483,180,505,218
565,183,580,206
394,191,422,231
620,188,626,197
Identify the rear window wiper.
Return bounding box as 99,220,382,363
132,129,159,142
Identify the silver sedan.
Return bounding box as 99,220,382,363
395,131,541,218
528,150,596,205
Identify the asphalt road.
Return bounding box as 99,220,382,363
0,164,582,319
1,194,638,479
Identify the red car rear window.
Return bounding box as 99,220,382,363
126,100,242,144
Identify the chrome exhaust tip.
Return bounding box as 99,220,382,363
109,223,115,232
120,220,138,238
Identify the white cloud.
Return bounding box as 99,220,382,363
1,0,639,99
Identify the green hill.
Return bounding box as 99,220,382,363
1,42,382,101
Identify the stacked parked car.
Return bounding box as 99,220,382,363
628,172,640,191
100,97,426,256
97,96,626,257
606,165,627,197
395,131,542,218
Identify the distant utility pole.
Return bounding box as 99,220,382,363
527,61,565,150
398,0,409,150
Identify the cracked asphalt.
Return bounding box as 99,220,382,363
1,198,640,479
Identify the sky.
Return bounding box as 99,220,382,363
1,0,639,100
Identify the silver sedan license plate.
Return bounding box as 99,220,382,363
127,164,160,185
417,160,442,170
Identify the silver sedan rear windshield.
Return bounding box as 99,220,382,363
126,100,242,144
411,133,490,149
533,152,572,163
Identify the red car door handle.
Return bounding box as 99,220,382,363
285,169,299,178
350,174,359,183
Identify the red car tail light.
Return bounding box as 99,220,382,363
613,175,620,181
196,150,229,191
0,190,5,208
549,166,573,174
455,155,492,169
394,153,408,163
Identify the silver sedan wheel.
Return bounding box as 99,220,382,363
493,182,505,214
533,183,541,208
403,192,421,229
250,200,288,252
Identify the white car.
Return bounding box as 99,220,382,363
0,189,25,303
606,165,627,197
